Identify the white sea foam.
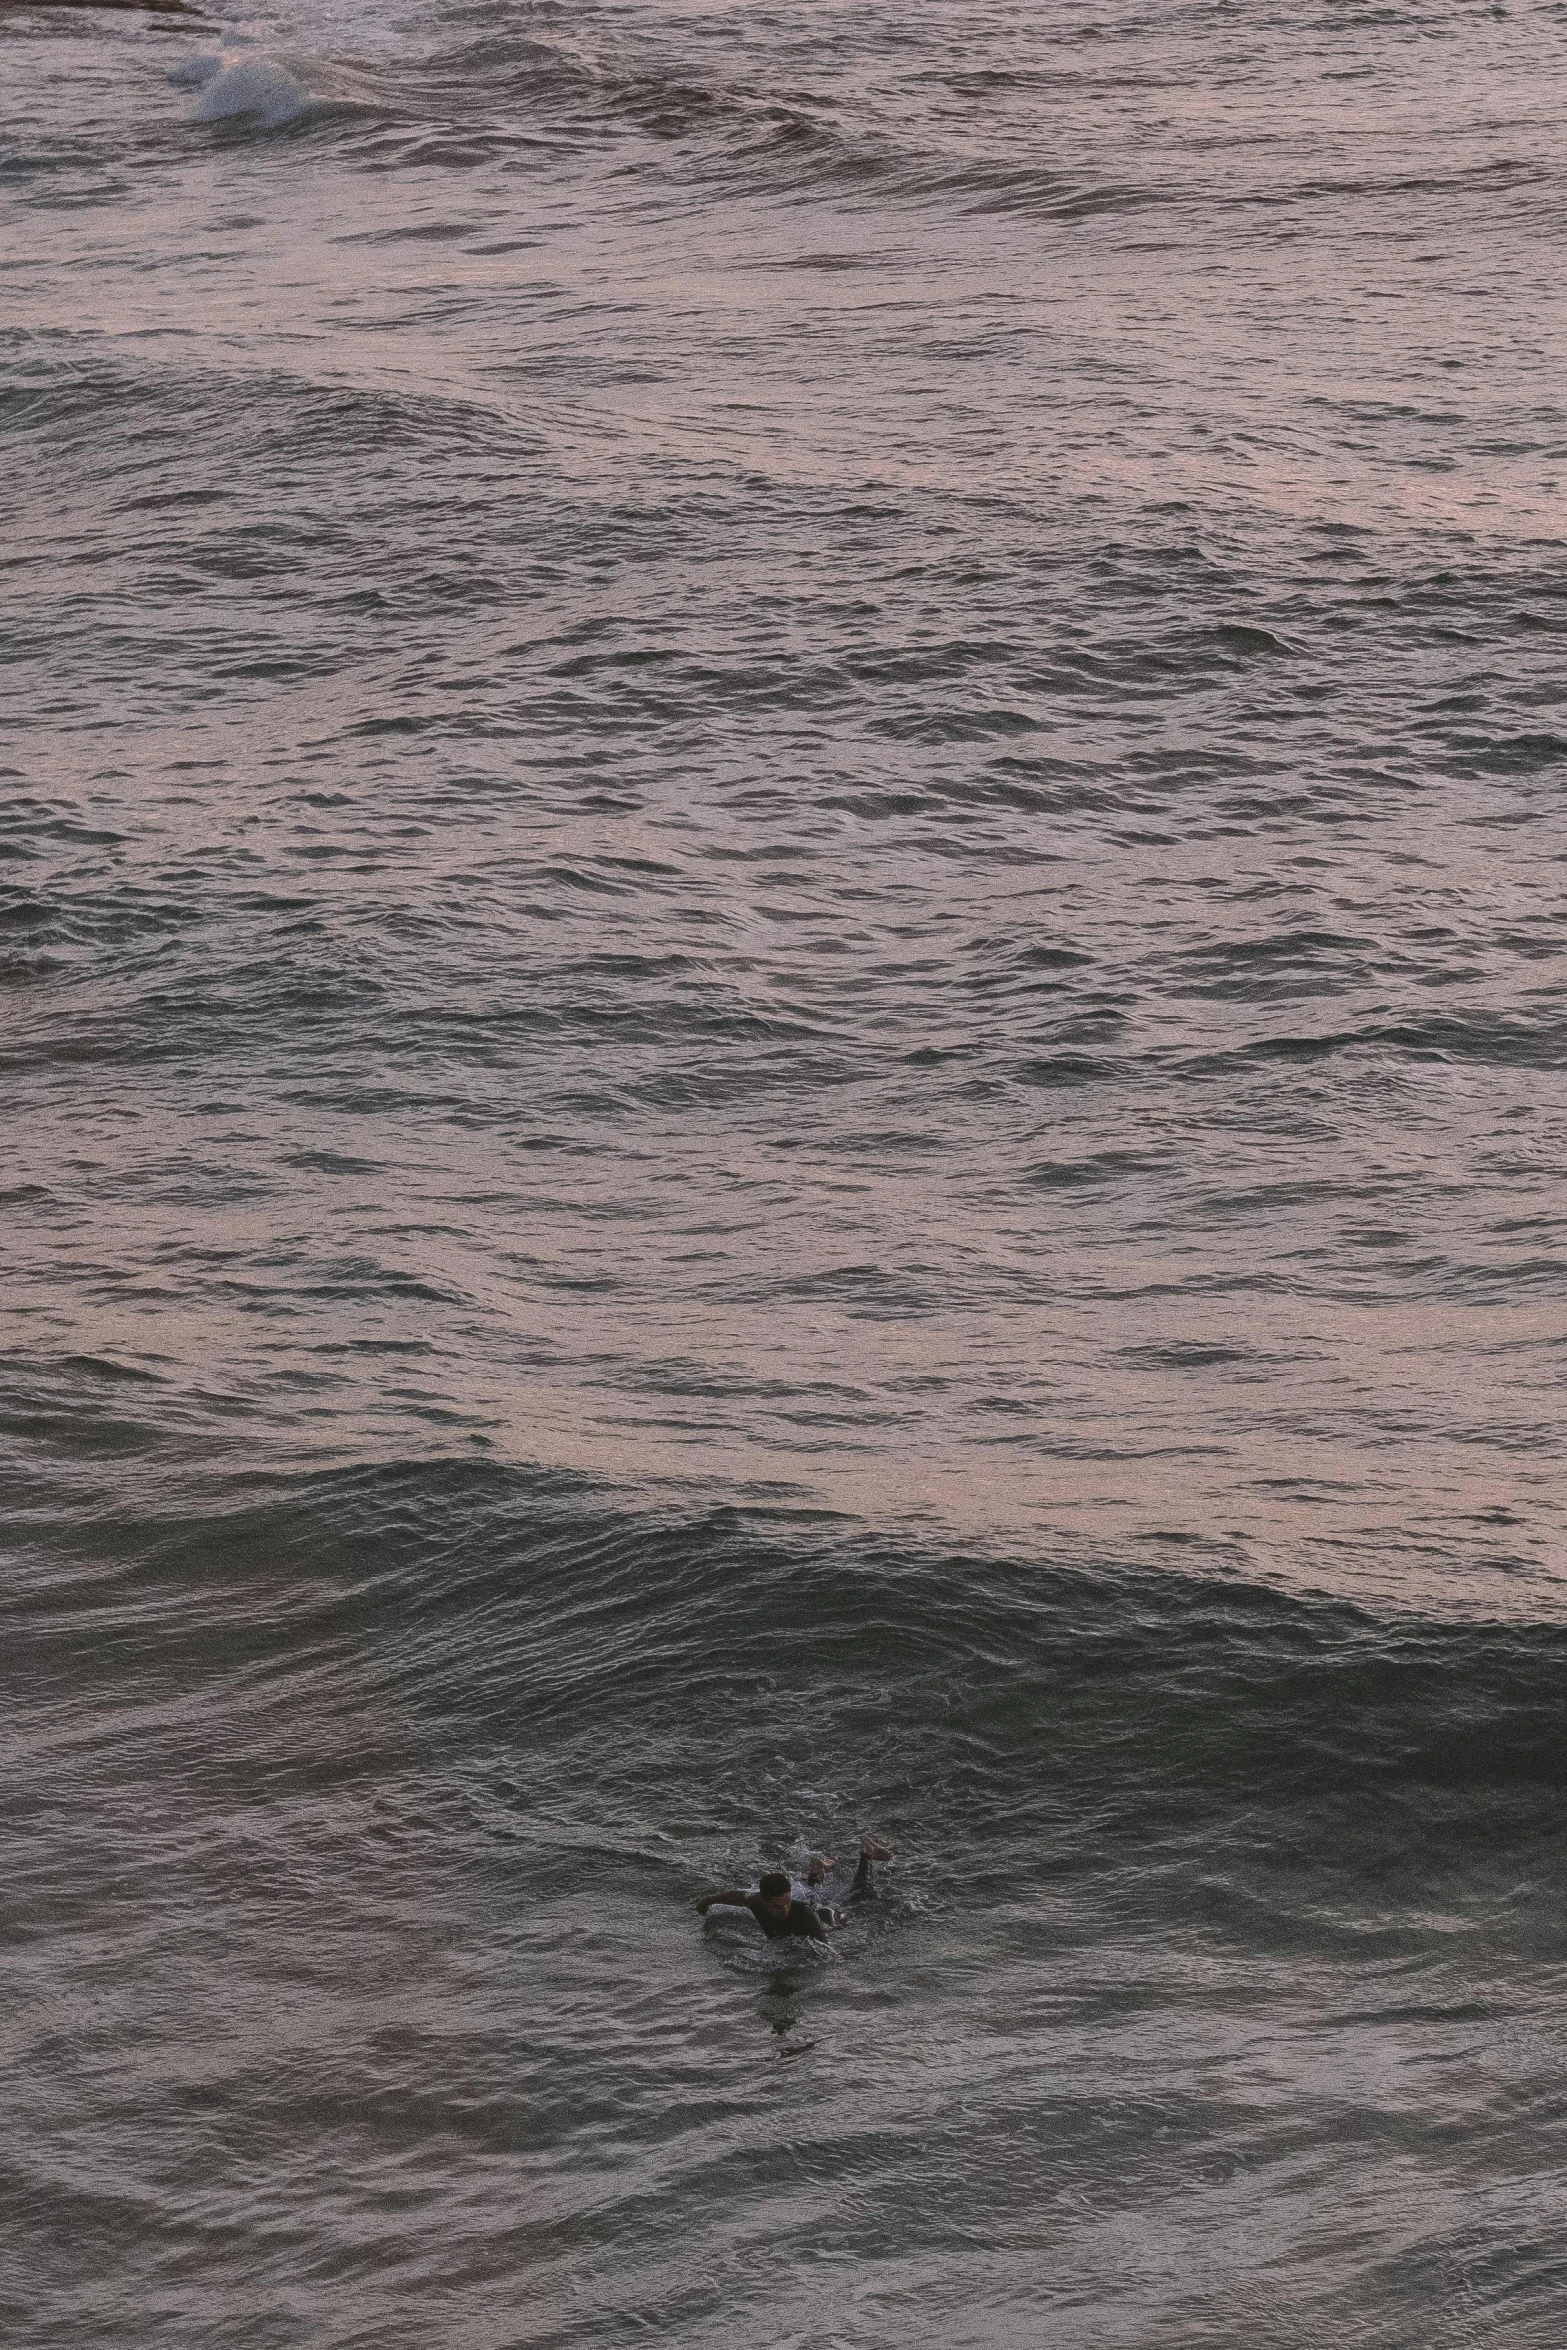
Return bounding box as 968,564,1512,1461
165,53,226,91
183,55,315,128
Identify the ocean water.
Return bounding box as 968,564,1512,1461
4,0,1566,2342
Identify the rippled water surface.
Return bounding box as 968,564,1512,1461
5,1,1566,2342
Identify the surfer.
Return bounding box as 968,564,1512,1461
696,1840,892,1941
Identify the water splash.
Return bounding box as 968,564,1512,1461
170,50,316,128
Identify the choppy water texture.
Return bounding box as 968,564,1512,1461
4,2,1566,2343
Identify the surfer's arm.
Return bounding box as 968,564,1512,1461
696,1888,753,1914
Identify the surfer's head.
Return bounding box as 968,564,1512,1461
758,1870,791,1919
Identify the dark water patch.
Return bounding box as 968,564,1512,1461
59,1354,165,1385
14,1457,1565,1823
1025,1148,1159,1191
1452,730,1567,776
1179,1010,1567,1081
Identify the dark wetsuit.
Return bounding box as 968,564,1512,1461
748,1894,830,1942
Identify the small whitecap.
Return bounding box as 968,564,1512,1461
166,53,226,91
191,58,313,129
